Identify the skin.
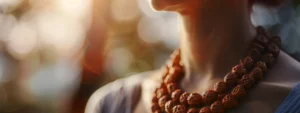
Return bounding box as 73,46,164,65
134,0,300,113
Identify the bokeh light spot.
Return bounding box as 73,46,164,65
7,21,37,59
105,48,134,77
138,17,163,43
111,0,140,22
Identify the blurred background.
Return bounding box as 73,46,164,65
0,0,299,113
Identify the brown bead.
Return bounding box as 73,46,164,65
210,101,224,113
167,83,179,94
248,49,261,61
240,56,254,69
169,66,184,78
239,74,255,89
172,105,187,113
162,65,169,80
172,89,184,102
162,74,168,81
262,53,275,67
255,61,267,73
224,72,238,86
158,95,170,108
231,85,246,99
255,34,269,47
151,102,160,112
159,83,167,89
156,88,168,98
168,50,181,66
218,94,226,100
187,93,204,106
164,75,179,84
165,100,176,113
153,110,163,113
179,92,190,105
250,67,263,81
256,26,266,35
169,55,181,67
202,90,218,105
173,54,181,63
170,49,181,59
187,108,199,113
251,42,265,53
200,107,212,113
271,36,281,47
214,81,227,93
222,94,238,109
232,65,247,78
152,95,158,103
268,42,280,57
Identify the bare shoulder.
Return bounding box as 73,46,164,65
134,70,163,113
85,71,157,113
264,51,300,87
229,51,300,113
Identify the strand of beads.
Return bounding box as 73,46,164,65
151,26,281,113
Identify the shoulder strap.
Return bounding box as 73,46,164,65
275,83,300,113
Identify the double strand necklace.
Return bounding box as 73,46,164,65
151,26,281,113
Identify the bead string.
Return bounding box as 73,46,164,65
151,26,281,113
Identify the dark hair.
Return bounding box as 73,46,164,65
250,0,283,6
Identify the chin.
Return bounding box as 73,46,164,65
150,0,164,11
150,0,184,11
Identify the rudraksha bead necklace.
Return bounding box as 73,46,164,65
151,26,281,113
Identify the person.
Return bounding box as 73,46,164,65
85,0,300,113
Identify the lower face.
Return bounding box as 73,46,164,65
150,0,246,13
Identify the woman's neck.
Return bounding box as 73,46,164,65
179,1,256,83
